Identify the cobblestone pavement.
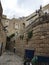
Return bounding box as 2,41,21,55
0,51,23,65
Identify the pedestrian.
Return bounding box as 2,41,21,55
31,56,38,65
24,58,30,65
13,47,16,53
24,60,27,65
30,61,32,65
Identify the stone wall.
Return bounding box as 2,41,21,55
0,2,6,55
14,22,49,57
24,22,49,56
0,22,6,53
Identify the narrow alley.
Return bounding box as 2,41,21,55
0,51,23,65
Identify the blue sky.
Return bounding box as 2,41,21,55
1,0,49,18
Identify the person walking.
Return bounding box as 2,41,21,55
13,47,16,53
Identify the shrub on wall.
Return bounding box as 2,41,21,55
20,35,24,40
27,30,33,40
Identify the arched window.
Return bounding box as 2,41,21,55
23,23,25,28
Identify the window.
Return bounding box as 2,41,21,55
23,23,25,28
15,32,18,36
5,27,8,30
15,24,18,29
5,20,9,26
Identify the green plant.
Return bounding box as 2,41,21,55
20,35,24,40
27,30,33,40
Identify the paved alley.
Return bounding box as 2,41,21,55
0,51,23,65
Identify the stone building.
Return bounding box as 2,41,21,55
1,15,10,35
4,4,49,58
9,17,25,51
13,4,49,57
24,4,49,57
1,1,49,59
1,16,26,51
24,4,49,27
2,17,25,36
0,1,6,55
